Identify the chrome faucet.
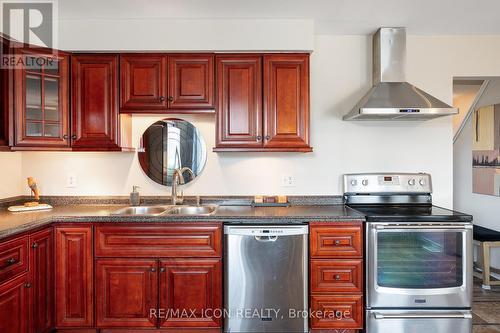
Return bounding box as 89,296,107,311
171,167,194,205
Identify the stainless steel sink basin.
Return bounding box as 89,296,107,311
167,205,218,216
111,206,171,216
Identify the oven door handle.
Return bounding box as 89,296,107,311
374,224,472,230
373,312,472,319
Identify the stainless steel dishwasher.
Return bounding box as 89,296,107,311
224,225,308,333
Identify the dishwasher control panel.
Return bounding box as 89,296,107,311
224,225,309,236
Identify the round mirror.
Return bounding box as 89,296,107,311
138,119,207,186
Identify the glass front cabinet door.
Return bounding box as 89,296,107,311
14,49,70,148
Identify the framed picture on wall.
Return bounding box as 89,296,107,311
472,104,500,196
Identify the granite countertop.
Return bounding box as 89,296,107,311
0,204,365,240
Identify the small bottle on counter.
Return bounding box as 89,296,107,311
130,186,141,206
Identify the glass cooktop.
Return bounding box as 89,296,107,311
348,205,473,222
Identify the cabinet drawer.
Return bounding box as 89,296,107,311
310,224,362,258
0,236,29,284
95,224,222,257
310,294,363,329
311,259,363,294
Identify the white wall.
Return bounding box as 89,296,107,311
58,19,314,51
0,152,23,199
19,34,459,208
454,78,500,267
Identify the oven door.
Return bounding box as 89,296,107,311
366,310,472,333
367,222,472,308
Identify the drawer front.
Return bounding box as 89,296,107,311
95,224,222,257
310,224,362,258
0,236,29,284
311,259,363,294
310,294,363,329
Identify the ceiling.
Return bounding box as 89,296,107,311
59,0,500,35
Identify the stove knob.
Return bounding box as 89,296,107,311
350,179,358,186
408,179,416,186
362,179,369,186
419,179,426,186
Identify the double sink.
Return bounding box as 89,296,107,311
111,204,218,216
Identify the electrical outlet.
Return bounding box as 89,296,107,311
281,174,296,187
66,173,77,188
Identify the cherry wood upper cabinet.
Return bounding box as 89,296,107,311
55,226,94,327
263,54,311,151
168,54,214,110
71,54,131,151
214,53,312,152
0,274,31,333
95,258,158,328
120,54,168,111
13,48,70,149
215,55,262,149
0,37,12,149
120,54,215,113
29,228,53,333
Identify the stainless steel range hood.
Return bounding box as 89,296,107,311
343,27,458,121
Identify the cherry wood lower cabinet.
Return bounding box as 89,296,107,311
309,222,364,331
0,273,31,333
30,228,54,333
96,259,158,328
159,258,222,328
94,223,223,330
55,226,94,328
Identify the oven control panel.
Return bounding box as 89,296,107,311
344,173,432,194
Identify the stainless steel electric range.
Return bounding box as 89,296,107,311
344,173,473,333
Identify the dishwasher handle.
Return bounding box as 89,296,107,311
224,225,308,236
254,235,278,242
373,312,472,320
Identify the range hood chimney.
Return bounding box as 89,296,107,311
343,27,458,120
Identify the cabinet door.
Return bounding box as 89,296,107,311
120,54,167,111
96,259,158,328
30,228,53,333
0,274,31,333
215,55,262,148
0,37,12,148
168,55,214,109
71,54,121,150
14,48,70,148
159,258,222,328
55,226,94,327
263,54,311,151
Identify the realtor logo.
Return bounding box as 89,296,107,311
1,0,57,49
